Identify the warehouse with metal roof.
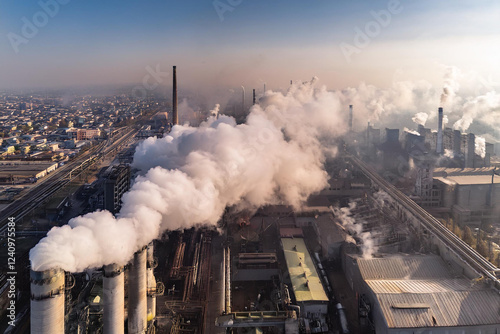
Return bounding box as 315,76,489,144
344,253,500,334
281,237,329,315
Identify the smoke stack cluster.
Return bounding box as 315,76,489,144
437,107,443,154
172,66,178,125
30,269,65,334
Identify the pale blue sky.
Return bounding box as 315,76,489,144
0,0,499,90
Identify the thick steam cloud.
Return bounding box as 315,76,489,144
30,78,348,272
412,112,428,126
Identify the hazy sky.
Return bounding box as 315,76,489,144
1,0,500,91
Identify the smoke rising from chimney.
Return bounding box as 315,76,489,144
440,66,460,106
475,136,486,158
331,201,378,259
411,112,428,126
30,78,348,272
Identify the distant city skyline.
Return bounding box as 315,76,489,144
1,0,499,91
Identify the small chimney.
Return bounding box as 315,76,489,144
252,89,256,105
172,66,178,125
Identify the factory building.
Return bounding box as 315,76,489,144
433,167,500,225
0,160,58,183
103,165,131,214
281,238,329,316
344,254,500,334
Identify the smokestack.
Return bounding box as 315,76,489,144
172,66,178,125
241,86,245,112
252,89,256,105
146,243,157,324
437,107,443,154
128,247,147,334
30,269,65,334
349,105,353,132
263,83,266,94
225,247,231,314
103,264,125,334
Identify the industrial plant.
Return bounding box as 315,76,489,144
3,0,500,333
0,68,498,334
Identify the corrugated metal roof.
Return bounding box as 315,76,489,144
357,255,451,280
281,238,329,303
366,279,484,294
376,291,500,328
434,175,500,185
357,255,500,328
434,167,496,175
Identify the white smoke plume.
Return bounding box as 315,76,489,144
453,92,500,133
442,114,449,126
30,78,348,272
404,127,420,136
373,190,392,208
412,112,428,126
209,103,220,118
178,98,196,125
331,201,377,259
475,136,486,158
440,66,461,106
444,149,455,159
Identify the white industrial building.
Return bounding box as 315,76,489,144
344,253,500,334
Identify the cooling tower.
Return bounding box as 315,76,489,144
30,268,65,334
172,66,178,125
128,247,147,334
146,242,156,322
437,107,443,154
103,264,125,334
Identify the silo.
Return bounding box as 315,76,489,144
30,268,65,334
128,247,147,334
103,264,125,334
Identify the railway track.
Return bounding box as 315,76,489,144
348,154,500,286
0,128,137,237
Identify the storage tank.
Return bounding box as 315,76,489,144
30,268,65,334
103,264,125,334
128,247,147,334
